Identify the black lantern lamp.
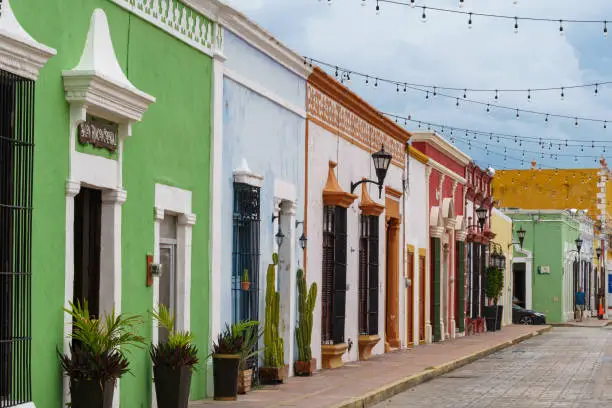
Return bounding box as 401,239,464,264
350,144,393,198
499,253,506,269
475,206,488,230
596,247,602,260
272,214,285,248
296,220,308,250
575,237,583,253
517,226,526,249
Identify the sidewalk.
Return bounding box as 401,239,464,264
552,316,612,328
190,324,551,408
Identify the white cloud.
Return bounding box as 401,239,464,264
224,0,612,169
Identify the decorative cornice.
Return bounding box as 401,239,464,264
66,180,81,197
385,185,403,200
359,180,385,217
430,226,444,238
110,0,217,57
63,9,155,124
233,158,264,187
428,157,467,185
179,213,197,226
102,188,127,205
408,145,429,164
0,0,56,80
411,131,471,166
455,230,467,242
322,161,357,208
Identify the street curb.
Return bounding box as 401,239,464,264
550,320,612,328
331,326,552,408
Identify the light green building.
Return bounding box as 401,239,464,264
505,209,595,324
1,0,222,406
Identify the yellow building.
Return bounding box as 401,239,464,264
490,208,514,326
493,159,612,317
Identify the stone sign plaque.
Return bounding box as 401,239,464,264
78,118,118,152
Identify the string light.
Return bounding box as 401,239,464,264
559,19,564,36
421,6,427,22
514,17,519,33
468,13,472,29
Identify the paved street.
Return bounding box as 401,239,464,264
374,327,612,408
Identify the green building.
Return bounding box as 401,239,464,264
505,209,595,324
1,0,221,406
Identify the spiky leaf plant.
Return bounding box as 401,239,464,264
151,304,199,370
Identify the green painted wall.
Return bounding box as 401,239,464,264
14,1,213,406
510,213,579,323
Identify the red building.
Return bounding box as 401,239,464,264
412,132,471,342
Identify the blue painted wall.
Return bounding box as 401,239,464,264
220,30,306,327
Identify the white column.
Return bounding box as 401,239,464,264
63,180,80,408
100,188,126,408
207,28,226,397
279,201,297,376
176,213,197,332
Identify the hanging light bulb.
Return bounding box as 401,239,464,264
514,17,519,33
560,87,565,100
425,91,429,99
575,117,579,127
486,104,490,113
605,21,608,38
328,0,332,6
463,89,467,98
374,78,378,87
468,13,472,29
559,20,564,36
456,98,459,106
433,87,437,96
604,121,608,129
595,83,599,95
495,90,499,100
459,0,465,8
545,114,549,124
361,0,367,6
527,89,531,102
404,83,407,92
365,75,369,85
410,0,415,7
516,109,520,119
421,7,427,22
376,0,380,14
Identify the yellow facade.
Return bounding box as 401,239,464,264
490,209,514,326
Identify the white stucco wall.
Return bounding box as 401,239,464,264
401,156,428,347
307,120,405,368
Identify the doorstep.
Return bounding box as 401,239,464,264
189,325,550,408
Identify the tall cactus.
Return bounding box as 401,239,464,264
296,269,317,362
263,253,284,368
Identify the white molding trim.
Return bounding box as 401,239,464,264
110,0,219,57
411,131,471,166
9,403,36,408
62,9,155,127
0,0,56,80
428,158,467,185
225,68,306,118
184,0,311,79
233,158,264,187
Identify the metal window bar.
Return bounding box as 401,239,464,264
0,69,34,407
331,206,348,344
321,206,335,344
231,183,261,372
358,215,379,335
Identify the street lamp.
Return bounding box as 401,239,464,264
350,144,393,198
272,214,285,248
596,247,602,260
517,227,526,249
475,206,488,230
296,220,308,250
575,237,583,253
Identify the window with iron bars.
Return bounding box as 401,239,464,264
358,215,379,336
0,69,35,407
321,205,347,344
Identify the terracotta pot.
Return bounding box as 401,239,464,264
237,368,252,394
294,359,316,377
241,281,250,291
259,364,288,384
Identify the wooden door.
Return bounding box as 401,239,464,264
419,255,426,343
406,250,414,345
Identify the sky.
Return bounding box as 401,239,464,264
223,0,612,171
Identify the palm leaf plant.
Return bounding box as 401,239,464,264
151,305,199,408
236,321,263,394
58,300,144,408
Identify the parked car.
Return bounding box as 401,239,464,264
512,304,546,325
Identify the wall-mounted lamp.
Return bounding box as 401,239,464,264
272,214,285,248
350,144,392,198
507,226,526,250
575,237,583,253
296,220,307,250
596,247,602,260
475,206,488,230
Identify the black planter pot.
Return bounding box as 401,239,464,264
483,306,498,332
495,305,504,330
154,365,193,408
70,378,114,408
213,354,240,401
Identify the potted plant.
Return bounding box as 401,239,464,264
211,321,257,400
259,253,288,384
58,300,144,408
295,269,317,376
237,322,263,394
151,305,199,408
241,269,250,291
483,266,504,331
